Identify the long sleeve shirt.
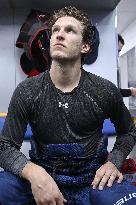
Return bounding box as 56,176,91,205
120,88,132,97
0,69,136,176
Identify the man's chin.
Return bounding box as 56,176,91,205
51,53,78,63
52,55,68,62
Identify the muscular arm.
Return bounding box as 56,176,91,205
108,86,136,169
0,82,32,175
92,82,136,189
0,74,66,204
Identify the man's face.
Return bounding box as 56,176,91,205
50,16,89,62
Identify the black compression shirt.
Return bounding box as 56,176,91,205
0,69,136,175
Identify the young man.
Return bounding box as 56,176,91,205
118,34,136,97
0,6,136,205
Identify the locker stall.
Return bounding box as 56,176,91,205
1,2,136,203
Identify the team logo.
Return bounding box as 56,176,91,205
114,193,136,205
59,102,69,109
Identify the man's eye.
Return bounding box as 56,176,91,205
67,28,75,33
52,28,58,33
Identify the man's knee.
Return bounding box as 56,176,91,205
90,181,136,205
0,171,30,200
0,171,14,198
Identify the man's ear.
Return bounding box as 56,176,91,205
81,43,91,54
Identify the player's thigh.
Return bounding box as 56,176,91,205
0,171,35,205
90,180,136,205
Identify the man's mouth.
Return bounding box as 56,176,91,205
54,43,65,48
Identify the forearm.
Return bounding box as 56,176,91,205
109,91,136,168
107,149,124,169
0,139,29,176
108,132,136,169
120,88,132,97
120,87,136,97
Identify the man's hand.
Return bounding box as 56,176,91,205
130,87,136,96
92,161,123,190
22,162,67,205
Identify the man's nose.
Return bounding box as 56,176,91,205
56,29,65,40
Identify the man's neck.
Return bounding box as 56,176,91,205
50,60,82,93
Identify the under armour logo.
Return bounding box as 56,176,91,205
59,102,69,109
